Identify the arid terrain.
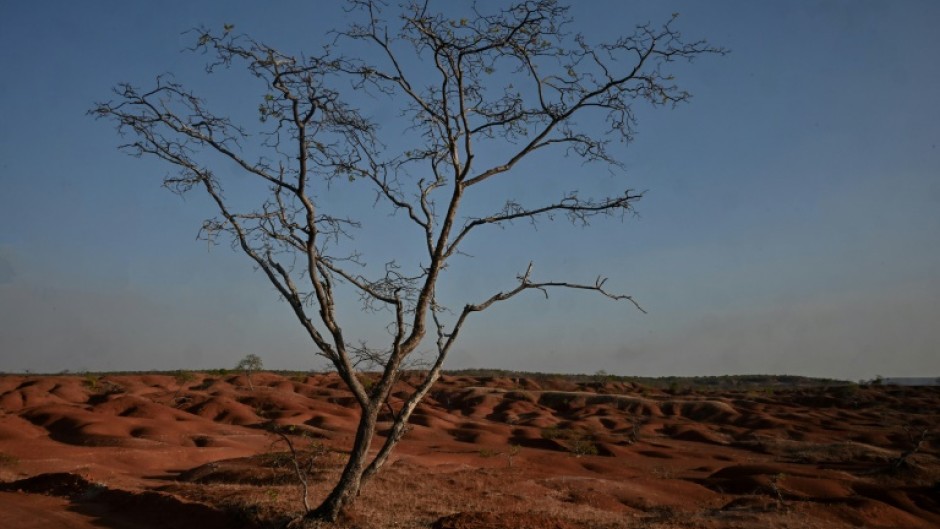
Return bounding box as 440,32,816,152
0,371,937,528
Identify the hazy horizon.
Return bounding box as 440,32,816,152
2,1,938,381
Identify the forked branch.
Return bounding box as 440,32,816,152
93,2,722,522
446,190,643,259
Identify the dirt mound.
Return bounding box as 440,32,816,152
0,373,938,529
0,472,96,498
0,472,255,529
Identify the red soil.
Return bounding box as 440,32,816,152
0,373,937,528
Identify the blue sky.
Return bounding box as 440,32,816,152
1,1,938,379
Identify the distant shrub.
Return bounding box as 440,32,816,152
478,448,500,458
356,373,375,393
175,370,196,385
570,438,599,457
541,426,599,456
83,373,100,391
0,452,19,466
541,425,564,441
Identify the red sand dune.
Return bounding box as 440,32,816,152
0,372,938,528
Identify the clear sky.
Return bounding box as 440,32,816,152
1,1,938,380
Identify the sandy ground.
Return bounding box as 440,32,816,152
0,372,937,528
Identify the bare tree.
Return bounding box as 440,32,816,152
91,1,722,522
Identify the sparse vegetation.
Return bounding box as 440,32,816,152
83,373,100,391
569,437,599,457
627,416,643,444
236,354,264,390
541,426,599,456
540,425,564,441
356,373,375,393
0,371,938,529
81,373,125,398
478,448,500,458
266,424,331,513
265,488,280,503
507,444,521,468
769,472,787,510
889,427,931,472
174,370,196,385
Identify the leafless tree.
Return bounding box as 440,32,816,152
91,1,722,522
236,353,264,390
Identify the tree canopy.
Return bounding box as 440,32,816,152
91,0,723,522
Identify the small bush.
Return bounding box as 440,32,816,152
0,452,19,466
478,448,500,458
541,426,599,456
570,438,599,457
175,370,196,385
83,373,100,391
355,373,376,393
541,425,564,441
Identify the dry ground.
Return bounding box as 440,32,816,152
0,372,937,528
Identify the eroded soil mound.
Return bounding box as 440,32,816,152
0,472,253,529
0,372,937,528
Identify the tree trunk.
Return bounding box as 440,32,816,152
305,405,379,522
360,369,443,484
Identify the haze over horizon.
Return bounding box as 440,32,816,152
1,1,938,380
